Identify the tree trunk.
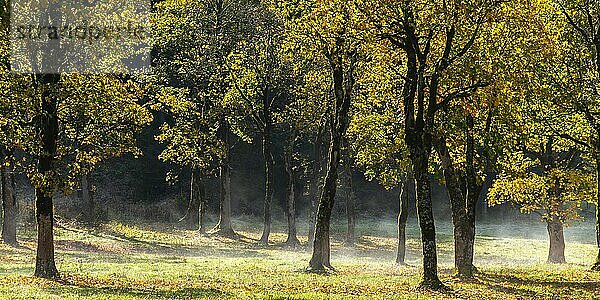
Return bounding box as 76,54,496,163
435,136,473,278
179,170,201,230
259,125,273,245
309,125,325,245
285,137,300,247
547,216,566,263
463,115,481,277
309,140,340,271
343,149,355,246
212,124,235,237
396,166,412,265
34,74,60,279
80,174,95,222
198,178,207,234
309,52,354,271
1,148,17,245
593,155,600,271
412,149,442,288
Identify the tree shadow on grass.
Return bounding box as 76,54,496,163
59,224,269,259
36,274,230,299
480,272,600,292
44,284,228,299
456,271,600,299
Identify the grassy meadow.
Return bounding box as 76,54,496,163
0,217,598,299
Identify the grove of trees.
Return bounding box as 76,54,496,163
1,0,599,290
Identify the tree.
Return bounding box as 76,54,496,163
348,38,413,263
547,0,600,271
359,0,504,286
282,0,363,271
489,136,594,263
0,0,23,245
227,5,292,245
152,0,256,237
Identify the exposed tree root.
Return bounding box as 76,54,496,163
418,278,448,291
208,226,237,239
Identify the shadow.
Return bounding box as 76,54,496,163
481,272,600,292
44,275,228,299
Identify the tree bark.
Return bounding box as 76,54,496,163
1,148,17,245
285,136,300,247
309,124,325,245
400,31,443,287
396,166,413,265
435,136,470,277
179,170,201,230
198,178,207,234
309,139,339,271
463,115,481,277
343,146,355,246
259,122,273,245
80,174,95,222
434,116,482,279
547,216,566,263
412,148,442,287
593,155,600,271
212,124,235,237
34,74,60,279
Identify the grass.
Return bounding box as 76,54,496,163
0,216,598,299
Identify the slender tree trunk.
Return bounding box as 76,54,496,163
343,151,355,246
1,148,17,245
396,166,412,265
593,155,600,271
309,125,324,245
309,52,354,271
309,138,340,271
462,115,481,277
198,178,207,234
547,216,566,263
80,174,95,222
285,137,300,247
259,125,273,245
179,170,200,230
212,124,235,237
34,74,60,279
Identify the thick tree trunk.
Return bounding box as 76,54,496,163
547,216,566,263
1,148,17,245
309,125,324,245
34,74,60,279
412,150,442,288
259,126,274,245
179,170,201,230
35,188,58,278
285,139,300,247
80,174,95,222
396,166,412,265
435,137,471,278
212,125,235,237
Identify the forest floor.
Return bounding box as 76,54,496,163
0,216,598,299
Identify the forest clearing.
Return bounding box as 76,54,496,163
0,218,598,299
